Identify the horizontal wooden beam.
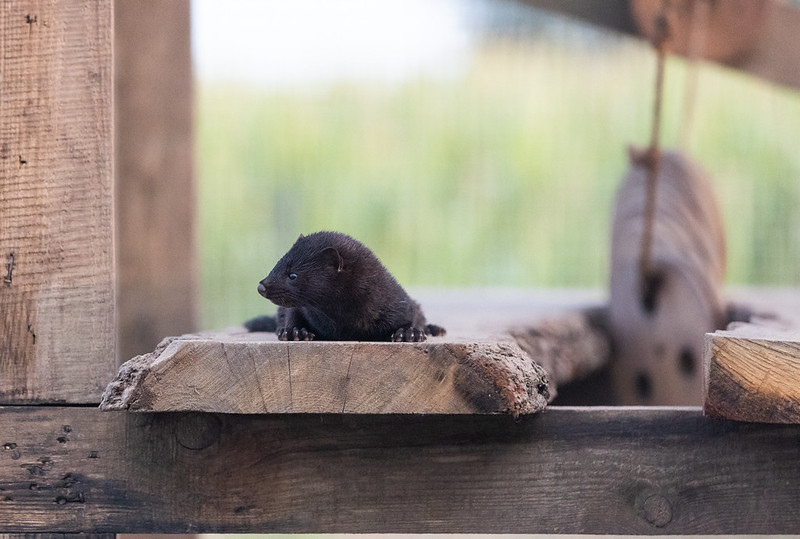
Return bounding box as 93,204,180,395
518,0,637,34
1,406,799,533
521,0,800,92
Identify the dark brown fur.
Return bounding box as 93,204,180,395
244,231,446,342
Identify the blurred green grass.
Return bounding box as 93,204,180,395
197,38,800,330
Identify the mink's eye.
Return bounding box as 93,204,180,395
288,273,297,280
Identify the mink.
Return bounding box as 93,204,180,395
244,231,446,342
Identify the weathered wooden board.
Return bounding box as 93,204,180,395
0,535,114,539
705,322,800,423
0,1,115,403
115,0,197,363
1,407,799,534
524,0,800,92
100,331,551,416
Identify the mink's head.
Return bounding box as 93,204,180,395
257,232,351,309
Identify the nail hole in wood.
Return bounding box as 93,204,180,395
640,270,665,315
635,372,653,401
678,347,696,377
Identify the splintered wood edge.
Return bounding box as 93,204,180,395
704,321,800,423
100,331,550,416
509,306,611,392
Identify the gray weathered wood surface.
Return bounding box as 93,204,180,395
1,406,799,534
115,0,197,363
0,1,114,403
705,321,800,423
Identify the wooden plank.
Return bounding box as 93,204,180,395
740,0,800,91
1,406,799,533
98,289,800,413
0,535,114,539
115,0,197,363
518,0,637,34
99,331,551,416
0,1,114,403
101,292,612,414
705,322,800,423
523,0,800,92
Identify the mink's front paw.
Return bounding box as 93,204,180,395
278,326,315,341
392,327,426,342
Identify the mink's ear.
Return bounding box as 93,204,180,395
320,247,344,273
291,233,305,248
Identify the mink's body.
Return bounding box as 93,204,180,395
244,231,446,342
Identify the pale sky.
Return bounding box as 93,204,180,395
192,0,474,86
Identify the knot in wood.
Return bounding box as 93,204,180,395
641,493,673,527
174,413,221,450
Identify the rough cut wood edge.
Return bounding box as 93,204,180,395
509,306,611,399
0,1,115,403
99,332,550,416
2,406,800,533
704,319,800,423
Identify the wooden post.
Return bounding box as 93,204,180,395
0,1,115,403
115,0,197,363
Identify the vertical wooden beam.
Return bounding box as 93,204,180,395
115,0,197,363
0,2,115,402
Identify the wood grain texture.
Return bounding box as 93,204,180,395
609,149,726,405
99,331,551,416
1,406,799,533
705,322,800,423
0,1,114,403
115,0,197,363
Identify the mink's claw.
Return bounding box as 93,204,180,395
278,327,315,341
392,327,426,342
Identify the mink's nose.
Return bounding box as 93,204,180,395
257,282,268,297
